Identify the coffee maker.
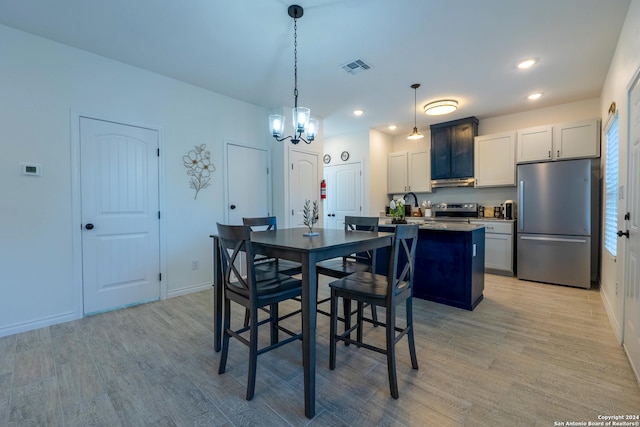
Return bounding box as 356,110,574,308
504,200,514,219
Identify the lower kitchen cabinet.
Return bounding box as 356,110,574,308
377,225,485,310
470,220,514,275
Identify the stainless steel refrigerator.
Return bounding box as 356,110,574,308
517,158,599,289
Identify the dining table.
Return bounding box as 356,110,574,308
209,227,394,418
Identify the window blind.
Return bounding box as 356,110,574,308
604,114,619,257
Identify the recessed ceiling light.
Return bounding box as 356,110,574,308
424,99,458,116
518,58,537,69
353,109,364,116
528,92,542,100
388,125,397,130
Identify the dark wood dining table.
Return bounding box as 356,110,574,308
209,227,393,418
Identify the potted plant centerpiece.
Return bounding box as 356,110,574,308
390,198,407,224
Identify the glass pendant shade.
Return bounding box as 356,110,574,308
305,118,319,141
293,107,310,133
407,127,424,140
269,114,285,138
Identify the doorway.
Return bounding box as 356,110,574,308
225,143,271,224
623,69,640,379
323,162,363,229
79,117,161,314
289,149,320,227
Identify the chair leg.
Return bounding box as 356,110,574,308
269,303,279,345
329,289,338,370
218,298,232,375
343,298,351,346
246,306,259,401
356,302,364,344
406,298,418,370
243,308,250,327
371,304,378,327
386,304,399,399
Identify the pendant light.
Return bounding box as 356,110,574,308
407,83,424,140
269,5,317,144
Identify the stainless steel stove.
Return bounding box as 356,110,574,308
432,202,479,221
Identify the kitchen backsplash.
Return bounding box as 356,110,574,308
388,186,517,215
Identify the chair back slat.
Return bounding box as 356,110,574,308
242,216,277,232
217,223,257,299
388,224,419,299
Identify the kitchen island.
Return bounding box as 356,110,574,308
377,220,485,310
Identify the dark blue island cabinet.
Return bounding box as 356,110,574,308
378,225,485,310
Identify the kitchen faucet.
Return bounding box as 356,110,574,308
403,192,419,215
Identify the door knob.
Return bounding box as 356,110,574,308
230,205,236,210
617,230,629,238
85,223,94,230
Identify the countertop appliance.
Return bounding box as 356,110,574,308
516,159,599,289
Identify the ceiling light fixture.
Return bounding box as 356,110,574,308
407,83,424,140
388,125,397,131
528,92,542,100
424,99,458,116
517,58,537,69
269,5,317,144
353,109,364,116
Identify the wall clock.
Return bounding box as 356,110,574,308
341,151,350,161
323,154,331,164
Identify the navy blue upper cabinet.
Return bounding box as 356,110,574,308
430,117,478,180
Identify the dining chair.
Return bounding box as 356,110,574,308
216,222,303,401
328,223,419,399
242,216,302,327
316,216,379,326
242,216,302,276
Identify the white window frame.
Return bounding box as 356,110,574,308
604,112,619,257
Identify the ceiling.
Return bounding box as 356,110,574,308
0,0,631,138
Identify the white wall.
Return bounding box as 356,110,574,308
0,25,275,336
598,0,640,340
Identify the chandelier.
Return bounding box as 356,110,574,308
269,5,318,144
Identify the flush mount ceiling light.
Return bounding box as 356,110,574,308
528,92,542,100
269,5,317,144
424,99,458,116
517,58,537,69
388,125,397,131
353,109,364,116
407,83,424,140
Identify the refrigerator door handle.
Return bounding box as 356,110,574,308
518,180,524,231
520,236,587,244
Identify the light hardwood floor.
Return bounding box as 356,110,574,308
1,274,639,426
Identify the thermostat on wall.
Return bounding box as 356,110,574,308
21,163,42,176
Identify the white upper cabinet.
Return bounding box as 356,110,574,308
516,119,600,163
516,125,553,162
553,119,600,159
388,152,408,194
387,150,431,194
474,131,517,187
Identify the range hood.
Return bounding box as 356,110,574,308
431,177,475,188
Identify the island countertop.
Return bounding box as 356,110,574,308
378,219,484,232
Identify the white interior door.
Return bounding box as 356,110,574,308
324,162,362,229
623,71,640,380
226,143,270,225
80,117,160,314
289,149,319,227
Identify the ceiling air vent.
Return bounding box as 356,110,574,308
340,59,372,75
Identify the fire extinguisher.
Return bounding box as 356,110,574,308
320,179,327,200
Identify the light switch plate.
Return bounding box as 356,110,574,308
21,163,42,176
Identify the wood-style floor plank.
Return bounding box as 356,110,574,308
1,274,639,426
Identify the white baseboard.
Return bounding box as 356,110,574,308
0,311,79,338
167,281,213,298
600,287,622,344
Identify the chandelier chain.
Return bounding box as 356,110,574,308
293,16,298,107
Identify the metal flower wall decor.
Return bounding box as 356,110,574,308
183,144,214,199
